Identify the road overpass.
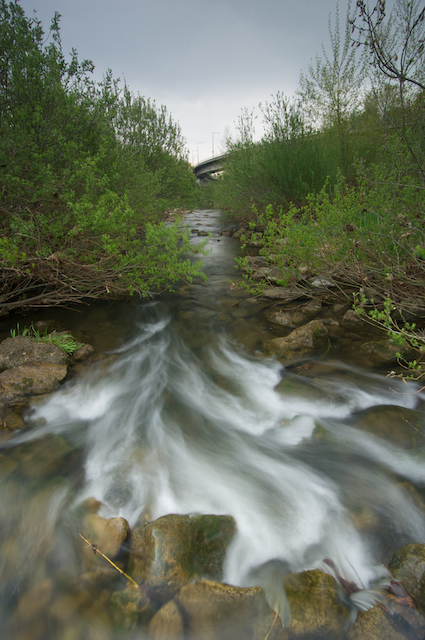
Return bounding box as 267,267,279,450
193,154,225,181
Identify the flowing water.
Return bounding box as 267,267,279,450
1,209,425,639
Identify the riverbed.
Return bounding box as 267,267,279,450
1,209,425,639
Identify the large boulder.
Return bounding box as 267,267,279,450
266,320,329,361
128,514,236,598
0,336,69,370
284,569,348,639
0,362,68,402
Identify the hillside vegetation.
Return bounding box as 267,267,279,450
0,1,202,316
209,0,425,374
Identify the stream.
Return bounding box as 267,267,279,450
1,209,425,639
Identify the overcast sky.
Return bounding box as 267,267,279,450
19,0,358,163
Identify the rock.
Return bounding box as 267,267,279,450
266,320,329,361
266,299,322,329
260,287,307,302
111,585,159,630
176,580,288,640
389,544,425,611
12,435,76,480
310,276,335,288
284,570,348,639
0,363,68,402
72,343,95,361
351,405,424,449
148,599,185,640
0,335,69,370
347,605,411,640
0,401,26,430
82,514,130,567
359,339,411,365
128,514,236,598
341,310,364,325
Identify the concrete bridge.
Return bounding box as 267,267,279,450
193,154,225,181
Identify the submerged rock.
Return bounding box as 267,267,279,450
351,405,425,449
0,401,26,430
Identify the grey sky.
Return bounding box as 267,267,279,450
19,0,353,162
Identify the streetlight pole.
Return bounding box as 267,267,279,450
212,132,220,158
197,142,204,165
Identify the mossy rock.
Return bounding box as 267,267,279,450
128,514,236,598
266,320,329,362
175,579,288,640
284,569,348,639
351,405,425,450
389,543,425,611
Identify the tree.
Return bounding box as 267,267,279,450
350,0,425,180
351,0,425,92
0,1,202,316
298,1,366,175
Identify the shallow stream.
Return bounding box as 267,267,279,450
1,209,425,639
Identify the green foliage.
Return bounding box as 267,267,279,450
0,1,201,314
353,294,425,380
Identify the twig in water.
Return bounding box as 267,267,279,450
264,610,279,640
78,533,139,588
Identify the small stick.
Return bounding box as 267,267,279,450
78,533,139,588
264,610,279,640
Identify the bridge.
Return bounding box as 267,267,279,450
193,154,225,181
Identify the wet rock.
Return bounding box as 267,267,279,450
347,605,410,640
266,320,329,361
0,335,69,370
72,343,95,362
128,514,236,597
148,599,185,640
341,310,364,325
0,362,68,402
266,299,322,329
260,287,307,302
82,514,130,568
0,401,26,430
12,435,76,480
110,585,158,630
389,544,425,612
284,569,348,639
351,405,424,449
11,578,54,623
359,339,411,365
175,579,288,640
